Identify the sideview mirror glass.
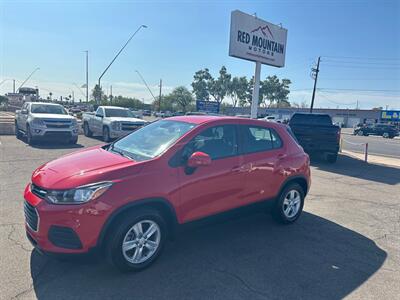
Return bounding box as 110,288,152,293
187,151,211,168
21,109,28,114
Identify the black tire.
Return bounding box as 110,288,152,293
83,122,92,137
272,183,305,224
15,122,22,139
357,130,363,136
106,209,167,272
326,153,338,163
103,126,111,142
26,125,35,145
69,136,78,144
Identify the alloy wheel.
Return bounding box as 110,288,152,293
282,190,301,218
122,220,161,264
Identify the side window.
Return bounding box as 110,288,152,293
183,125,237,160
240,125,282,154
96,107,104,117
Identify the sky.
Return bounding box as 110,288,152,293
1,0,399,109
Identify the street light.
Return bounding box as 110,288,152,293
97,24,147,103
17,67,40,92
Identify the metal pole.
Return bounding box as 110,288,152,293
17,67,40,92
159,79,162,112
365,143,368,162
251,61,261,119
135,70,157,102
98,25,147,104
13,80,15,93
310,56,320,113
85,50,89,102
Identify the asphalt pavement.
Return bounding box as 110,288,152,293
341,130,400,158
0,135,399,300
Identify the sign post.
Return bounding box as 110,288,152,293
229,10,287,118
251,62,261,118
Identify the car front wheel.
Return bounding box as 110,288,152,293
272,183,305,224
106,210,167,272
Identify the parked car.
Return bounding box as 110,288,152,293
289,113,341,163
142,110,152,116
260,115,276,122
82,106,147,142
24,116,310,272
15,102,79,145
353,123,399,138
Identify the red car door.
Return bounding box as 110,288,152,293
238,125,285,203
176,124,246,223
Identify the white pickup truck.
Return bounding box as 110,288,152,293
82,106,147,142
15,102,79,145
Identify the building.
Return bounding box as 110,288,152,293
226,107,398,128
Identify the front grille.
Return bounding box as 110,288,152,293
48,226,82,249
31,184,47,199
121,122,144,131
46,124,70,129
44,120,71,129
24,201,39,231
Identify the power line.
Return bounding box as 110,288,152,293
318,88,400,93
322,64,400,70
322,60,400,66
322,55,400,61
317,91,357,106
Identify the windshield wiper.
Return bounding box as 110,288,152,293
109,144,134,160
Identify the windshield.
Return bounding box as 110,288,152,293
31,104,67,115
110,120,196,161
105,108,134,118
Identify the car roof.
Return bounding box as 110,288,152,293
100,106,128,110
166,115,287,129
28,102,61,106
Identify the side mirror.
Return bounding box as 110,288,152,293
96,114,103,118
21,109,28,114
187,151,211,168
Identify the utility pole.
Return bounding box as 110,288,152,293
310,56,320,113
13,80,15,93
110,85,113,104
85,50,89,102
159,79,162,112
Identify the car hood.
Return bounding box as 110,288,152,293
106,117,147,123
30,113,75,120
32,146,140,189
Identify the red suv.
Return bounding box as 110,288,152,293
24,116,310,271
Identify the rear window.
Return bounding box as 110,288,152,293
239,125,283,154
290,114,332,125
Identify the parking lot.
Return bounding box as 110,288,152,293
0,135,399,300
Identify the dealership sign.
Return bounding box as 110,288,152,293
381,110,400,121
229,10,288,67
196,100,220,113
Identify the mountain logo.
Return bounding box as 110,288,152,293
251,24,274,38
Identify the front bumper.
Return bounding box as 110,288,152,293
30,127,78,139
23,184,111,254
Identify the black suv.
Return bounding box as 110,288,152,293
353,123,399,139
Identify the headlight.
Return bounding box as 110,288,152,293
111,121,121,130
31,119,46,128
43,182,113,204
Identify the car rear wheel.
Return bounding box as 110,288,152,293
15,122,22,139
83,122,92,137
106,209,167,272
26,125,35,145
103,127,110,142
272,183,304,224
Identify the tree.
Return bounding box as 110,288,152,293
229,76,249,108
92,84,103,102
49,92,53,101
191,68,213,101
209,66,231,103
260,75,291,107
168,86,194,112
